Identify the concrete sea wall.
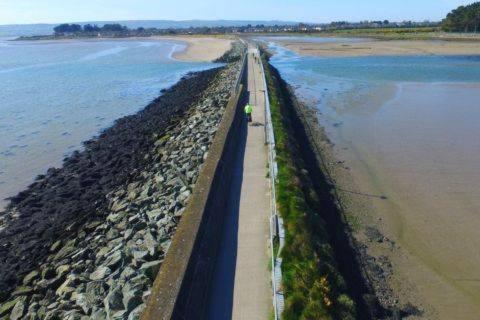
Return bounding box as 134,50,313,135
142,52,247,320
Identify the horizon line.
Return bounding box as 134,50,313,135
0,18,441,27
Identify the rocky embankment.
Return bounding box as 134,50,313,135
0,44,244,319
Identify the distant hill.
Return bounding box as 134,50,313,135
0,20,298,37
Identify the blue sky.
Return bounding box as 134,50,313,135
0,0,474,25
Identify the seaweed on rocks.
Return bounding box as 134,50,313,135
0,57,242,318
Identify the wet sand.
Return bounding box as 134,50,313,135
319,82,480,319
160,36,234,62
276,39,480,57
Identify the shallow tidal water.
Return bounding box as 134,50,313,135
0,38,217,209
267,39,480,318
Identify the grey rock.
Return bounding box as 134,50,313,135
139,261,162,281
41,266,56,280
86,281,108,306
161,240,172,254
91,308,107,320
127,191,138,201
122,282,143,312
22,270,40,285
111,200,128,213
107,212,126,224
131,221,147,231
55,280,76,299
106,228,120,240
104,250,123,270
71,248,90,261
36,276,64,292
74,293,91,314
119,267,136,282
44,310,64,320
146,209,163,221
10,296,28,320
63,310,84,320
104,287,123,318
132,250,148,262
111,310,129,320
56,265,71,278
90,266,111,281
127,304,145,320
143,232,159,257
49,240,62,252
96,246,111,261
26,302,40,319
12,286,33,297
123,229,134,241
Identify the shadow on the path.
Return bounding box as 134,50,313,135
205,115,248,320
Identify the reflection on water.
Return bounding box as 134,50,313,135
0,38,216,209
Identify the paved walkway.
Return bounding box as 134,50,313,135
206,46,271,319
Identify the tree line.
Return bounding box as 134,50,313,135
442,2,480,32
53,23,128,34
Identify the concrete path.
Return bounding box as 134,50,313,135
206,46,271,319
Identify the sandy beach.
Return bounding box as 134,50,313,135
276,38,480,57
159,36,234,62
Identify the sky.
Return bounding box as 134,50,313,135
0,0,475,25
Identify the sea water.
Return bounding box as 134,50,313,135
0,38,217,208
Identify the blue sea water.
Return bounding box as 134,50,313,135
0,38,217,207
266,40,480,130
268,41,480,83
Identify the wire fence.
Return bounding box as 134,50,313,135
256,45,285,320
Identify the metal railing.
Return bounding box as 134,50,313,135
257,45,285,320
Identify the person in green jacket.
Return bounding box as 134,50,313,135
244,103,253,123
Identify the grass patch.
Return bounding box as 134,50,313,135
262,52,356,320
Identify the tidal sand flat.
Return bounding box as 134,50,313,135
0,38,224,210
273,37,480,57
266,40,480,319
162,36,234,62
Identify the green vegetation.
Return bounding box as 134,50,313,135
53,23,128,35
262,53,356,320
331,26,438,34
442,2,480,32
326,26,448,40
